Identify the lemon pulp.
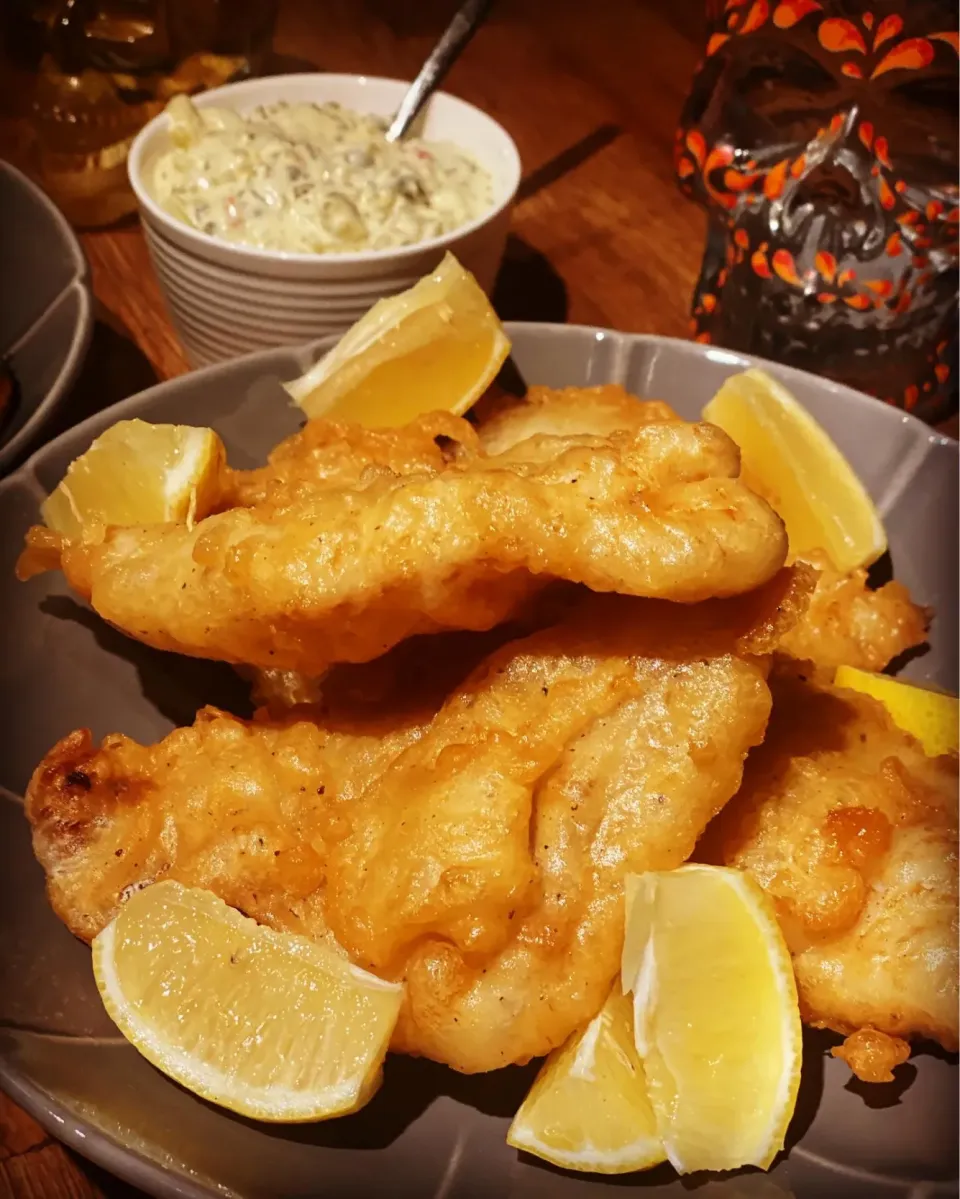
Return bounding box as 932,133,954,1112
703,368,886,573
835,666,958,757
507,986,664,1174
285,252,510,426
622,865,802,1174
42,419,225,542
93,881,403,1122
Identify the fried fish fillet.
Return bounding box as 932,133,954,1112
476,384,679,455
28,415,786,675
328,581,803,1072
249,582,582,714
777,552,930,672
26,711,399,949
222,410,481,512
477,386,929,675
704,661,958,1082
27,573,806,1073
28,621,514,947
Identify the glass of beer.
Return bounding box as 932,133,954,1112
1,0,278,227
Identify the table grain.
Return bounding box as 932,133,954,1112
1,1,946,1195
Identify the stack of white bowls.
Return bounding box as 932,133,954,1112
128,74,522,368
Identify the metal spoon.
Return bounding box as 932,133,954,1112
385,0,494,143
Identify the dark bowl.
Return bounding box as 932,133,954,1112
0,161,93,473
0,326,956,1199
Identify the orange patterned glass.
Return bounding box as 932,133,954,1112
677,0,958,422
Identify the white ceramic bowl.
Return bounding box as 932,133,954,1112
128,73,522,368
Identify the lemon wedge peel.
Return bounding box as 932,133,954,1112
93,881,403,1123
284,252,510,426
507,986,665,1175
703,368,886,574
834,666,959,758
622,864,802,1175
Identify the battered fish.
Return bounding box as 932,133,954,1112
24,416,786,675
476,386,930,675
27,711,399,949
704,661,958,1083
777,552,930,673
222,410,481,512
27,573,806,1073
477,383,679,455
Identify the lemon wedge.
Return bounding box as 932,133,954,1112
835,666,958,757
507,986,665,1174
93,881,403,1122
42,419,225,542
285,252,510,425
703,368,886,573
622,866,802,1174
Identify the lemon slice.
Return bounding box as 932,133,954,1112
703,368,886,573
93,881,403,1122
835,666,958,757
285,252,510,425
42,419,225,542
507,987,665,1174
622,866,802,1174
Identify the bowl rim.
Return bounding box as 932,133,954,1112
12,325,958,484
0,161,94,473
128,72,523,270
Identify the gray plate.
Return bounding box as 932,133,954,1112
0,161,94,474
0,326,956,1199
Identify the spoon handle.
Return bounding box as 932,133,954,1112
385,0,494,143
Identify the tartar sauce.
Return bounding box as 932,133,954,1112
150,95,495,254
